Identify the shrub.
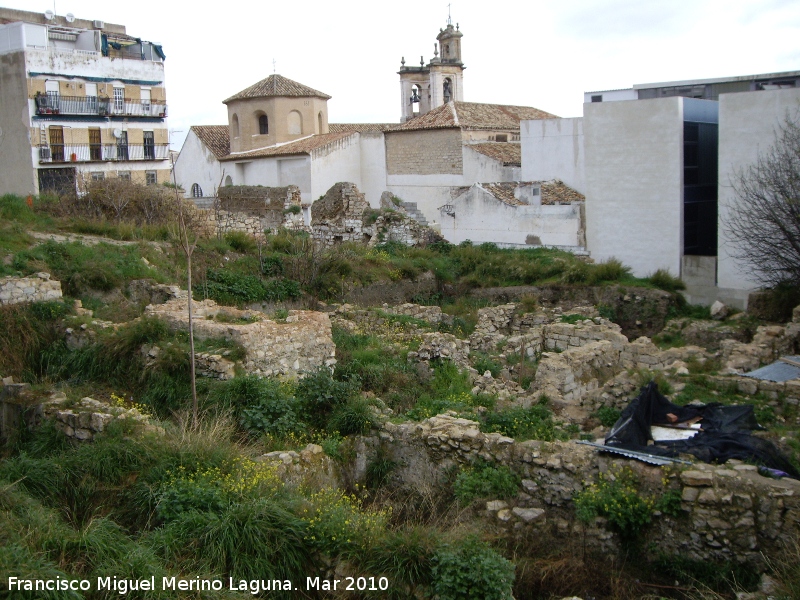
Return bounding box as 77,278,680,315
574,467,653,538
220,376,302,438
593,406,622,428
224,231,257,254
649,268,686,292
588,257,631,284
296,367,359,428
365,451,397,489
431,536,515,600
328,397,377,435
201,269,301,305
480,405,566,442
453,460,520,505
473,353,502,378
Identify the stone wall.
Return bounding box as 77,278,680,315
146,298,336,379
0,273,62,305
312,182,444,248
215,185,306,237
312,182,371,246
385,129,464,175
361,414,800,567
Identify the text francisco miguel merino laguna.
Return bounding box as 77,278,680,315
8,575,390,594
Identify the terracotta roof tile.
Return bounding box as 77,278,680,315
389,101,556,132
224,74,331,103
329,123,396,133
191,125,230,160
478,180,584,206
220,132,356,161
468,143,521,166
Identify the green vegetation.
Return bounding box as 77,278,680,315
453,460,521,505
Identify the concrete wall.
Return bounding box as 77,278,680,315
173,129,223,199
462,146,520,183
0,50,35,195
717,87,800,306
439,185,583,247
359,132,388,207
521,117,585,193
584,97,684,277
310,133,362,204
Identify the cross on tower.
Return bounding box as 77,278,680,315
447,3,451,25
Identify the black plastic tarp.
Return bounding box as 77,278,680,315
605,382,800,479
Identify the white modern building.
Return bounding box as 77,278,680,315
0,7,170,196
521,71,800,308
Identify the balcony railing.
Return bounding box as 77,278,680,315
38,143,170,164
34,94,168,118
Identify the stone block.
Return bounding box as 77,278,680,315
681,470,714,486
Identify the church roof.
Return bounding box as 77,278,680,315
468,143,521,166
191,125,230,160
329,123,397,133
220,132,356,161
389,101,556,132
223,74,331,103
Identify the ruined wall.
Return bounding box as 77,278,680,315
146,298,336,379
214,185,306,237
359,414,800,566
311,182,370,245
0,273,62,305
312,182,443,248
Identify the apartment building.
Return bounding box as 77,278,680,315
0,7,170,195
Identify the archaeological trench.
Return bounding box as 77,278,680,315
3,264,800,593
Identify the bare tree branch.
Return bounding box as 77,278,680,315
723,107,800,287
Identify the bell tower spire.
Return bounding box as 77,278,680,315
398,21,465,122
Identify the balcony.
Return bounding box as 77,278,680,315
34,94,168,119
38,143,170,164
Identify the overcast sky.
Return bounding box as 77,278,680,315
6,0,800,149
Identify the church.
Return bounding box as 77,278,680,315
174,21,571,235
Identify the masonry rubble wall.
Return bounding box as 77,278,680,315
0,273,62,305
215,185,306,237
358,414,800,566
312,182,443,248
145,298,336,378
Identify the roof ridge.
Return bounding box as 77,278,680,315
449,102,459,126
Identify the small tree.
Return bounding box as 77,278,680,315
724,108,800,287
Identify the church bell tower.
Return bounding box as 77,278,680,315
398,21,465,122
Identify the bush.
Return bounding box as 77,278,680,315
328,397,377,435
593,406,622,428
224,231,257,254
201,269,301,305
588,257,631,284
218,376,302,438
296,367,359,428
649,268,686,292
480,405,566,442
574,467,653,538
453,460,520,505
431,536,515,600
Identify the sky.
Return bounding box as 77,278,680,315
5,0,800,149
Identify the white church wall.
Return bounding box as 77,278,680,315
310,133,362,203
521,118,585,194
462,147,521,183
359,132,388,207
174,130,224,201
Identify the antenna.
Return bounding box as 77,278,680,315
65,12,75,23
273,58,276,75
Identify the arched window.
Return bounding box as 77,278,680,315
287,110,302,135
318,111,323,133
411,84,422,115
224,175,233,187
191,183,203,198
258,113,268,135
231,114,240,138
443,78,453,103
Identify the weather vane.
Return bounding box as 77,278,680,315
447,3,452,25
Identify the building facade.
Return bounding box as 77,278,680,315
0,8,170,196
522,70,800,308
